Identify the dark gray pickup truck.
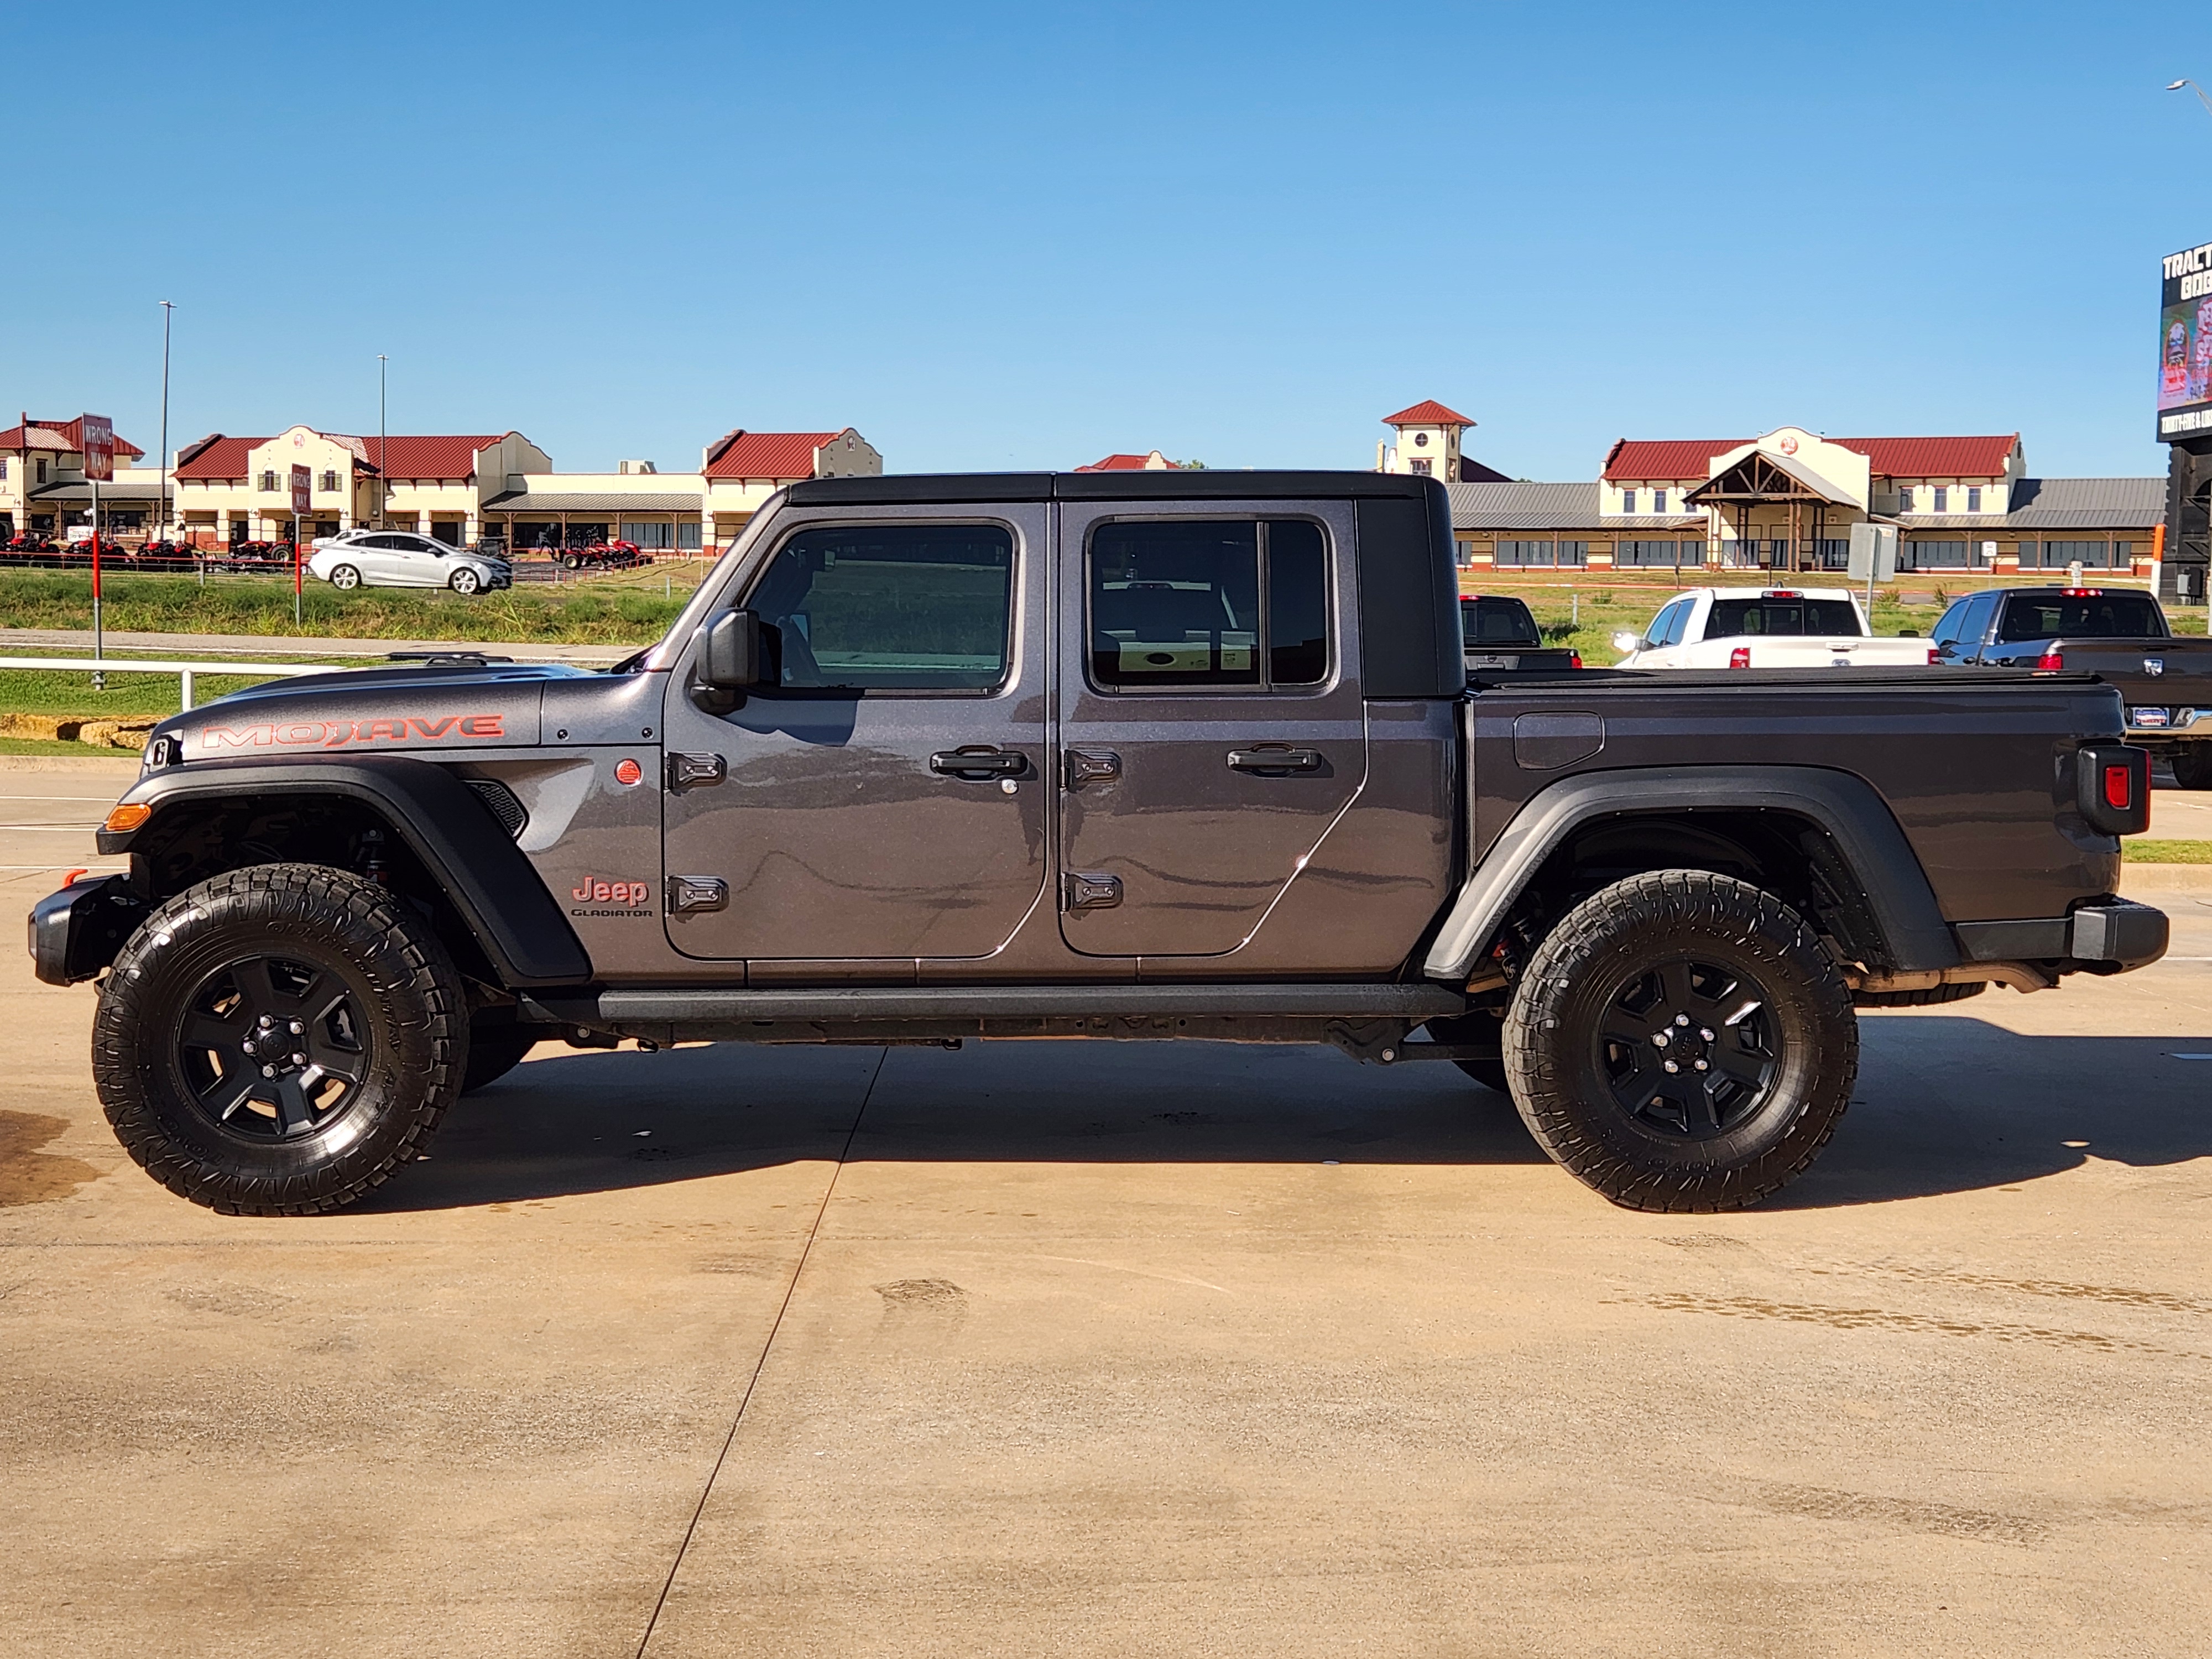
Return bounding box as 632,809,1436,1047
30,472,2167,1218
1932,585,2212,786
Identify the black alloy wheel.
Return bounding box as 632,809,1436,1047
1503,869,1857,1212
1594,957,1778,1139
94,863,465,1214
174,953,373,1140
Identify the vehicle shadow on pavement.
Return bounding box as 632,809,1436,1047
1777,1018,2212,1207
349,1019,2212,1213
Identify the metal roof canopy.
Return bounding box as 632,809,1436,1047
481,492,701,514
1685,450,1859,507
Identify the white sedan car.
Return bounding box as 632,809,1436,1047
306,529,512,596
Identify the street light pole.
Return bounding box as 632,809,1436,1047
157,300,175,541
2169,78,2212,118
377,354,388,529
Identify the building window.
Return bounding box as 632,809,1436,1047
36,460,48,484
1652,489,1667,514
1815,539,1851,570
1495,539,1554,567
1899,539,1971,570
319,470,340,493
1933,486,1949,512
1620,489,1637,514
620,520,675,549
1618,539,1688,568
1897,486,1914,512
677,521,702,551
2116,540,2134,562
2036,539,2116,570
1967,486,1982,512
1408,457,1432,476
0,459,8,481
259,471,278,492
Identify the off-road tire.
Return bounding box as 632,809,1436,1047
462,1024,538,1094
328,564,361,591
93,864,466,1215
1504,869,1858,1213
2173,745,2212,790
1854,979,1987,1008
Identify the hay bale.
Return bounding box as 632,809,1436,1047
76,719,158,750
0,714,86,742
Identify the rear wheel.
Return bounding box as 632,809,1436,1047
1503,869,1857,1212
93,864,465,1215
328,563,361,591
2173,745,2212,790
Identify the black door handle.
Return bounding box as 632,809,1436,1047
1227,746,1322,774
931,748,1026,779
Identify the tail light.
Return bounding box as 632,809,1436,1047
1926,646,1939,664
2075,744,2150,836
2059,588,2101,598
1729,646,1751,669
1568,651,1583,670
2036,649,2064,672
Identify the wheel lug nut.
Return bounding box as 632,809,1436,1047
1651,1031,1669,1046
1694,1060,1709,1072
1674,1014,1689,1027
1700,1029,1714,1041
289,1020,304,1036
291,1052,306,1065
261,1065,277,1078
1663,1060,1679,1073
259,1014,274,1027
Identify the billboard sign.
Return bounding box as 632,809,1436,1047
81,414,114,482
2159,240,2212,442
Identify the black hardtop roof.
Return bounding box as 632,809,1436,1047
784,469,1439,507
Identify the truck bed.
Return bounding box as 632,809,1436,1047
1464,667,2125,925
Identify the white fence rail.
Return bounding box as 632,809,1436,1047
0,656,330,712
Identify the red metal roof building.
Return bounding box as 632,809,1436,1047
1076,451,1177,472
1379,399,1507,484
2,416,148,539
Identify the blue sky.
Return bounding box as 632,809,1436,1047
5,2,2206,480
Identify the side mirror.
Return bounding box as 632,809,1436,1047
1612,632,1642,655
697,609,769,690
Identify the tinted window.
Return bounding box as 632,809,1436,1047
1460,597,1542,648
1706,597,1861,638
1642,601,1684,649
1929,602,1968,648
1088,519,1330,690
1996,592,2164,642
1661,602,1693,647
748,522,1014,692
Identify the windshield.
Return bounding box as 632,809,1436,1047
1705,597,1863,639
1460,597,1542,648
1996,593,2166,643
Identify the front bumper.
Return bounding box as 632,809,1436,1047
27,874,149,986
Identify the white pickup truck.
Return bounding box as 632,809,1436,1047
1613,587,1938,669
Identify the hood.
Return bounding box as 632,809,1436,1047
150,661,593,763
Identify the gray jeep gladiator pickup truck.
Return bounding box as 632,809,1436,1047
29,471,2168,1216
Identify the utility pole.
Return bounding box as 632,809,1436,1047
377,354,388,529
157,300,175,541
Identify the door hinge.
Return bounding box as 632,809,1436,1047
667,875,729,914
1065,748,1121,787
666,753,727,792
1065,871,1123,910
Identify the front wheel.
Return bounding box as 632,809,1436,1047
1503,869,1857,1213
448,567,482,595
92,864,467,1214
328,563,361,590
2173,745,2212,790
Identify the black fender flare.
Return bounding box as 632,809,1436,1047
1421,764,1961,979
97,755,592,987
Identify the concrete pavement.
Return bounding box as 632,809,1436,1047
3,759,2210,1656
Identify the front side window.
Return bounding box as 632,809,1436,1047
1643,600,1684,649
1088,518,1328,691
747,521,1014,692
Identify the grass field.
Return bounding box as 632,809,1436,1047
2125,839,2212,863
0,567,699,645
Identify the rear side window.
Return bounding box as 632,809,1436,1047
1995,592,2164,643
1088,518,1330,690
1460,597,1542,648
747,521,1014,692
1706,597,1861,638
1929,602,1968,648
